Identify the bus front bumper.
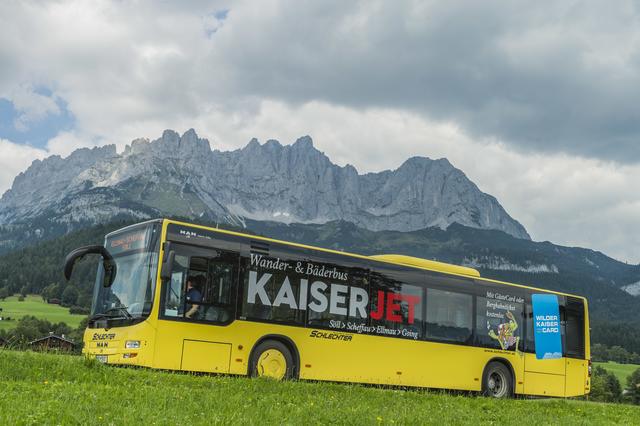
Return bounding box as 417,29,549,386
83,327,151,366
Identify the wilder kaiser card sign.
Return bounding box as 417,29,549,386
532,294,563,360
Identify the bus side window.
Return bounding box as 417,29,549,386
424,289,472,343
475,289,524,351
239,255,305,325
369,269,424,340
186,253,238,323
524,302,535,353
307,264,368,329
200,256,237,323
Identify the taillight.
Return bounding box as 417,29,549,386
588,359,592,376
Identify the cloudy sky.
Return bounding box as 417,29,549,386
1,0,639,263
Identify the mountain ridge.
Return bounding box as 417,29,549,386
0,129,530,251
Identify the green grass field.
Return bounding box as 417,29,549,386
596,361,640,386
0,295,85,331
0,350,639,425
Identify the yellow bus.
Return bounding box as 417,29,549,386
64,218,591,398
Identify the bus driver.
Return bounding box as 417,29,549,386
185,276,203,319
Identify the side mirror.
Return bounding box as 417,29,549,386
160,242,175,281
64,245,117,288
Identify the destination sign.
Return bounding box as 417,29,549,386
107,228,149,255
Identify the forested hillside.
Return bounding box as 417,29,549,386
0,220,134,308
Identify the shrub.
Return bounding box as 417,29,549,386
17,295,25,302
590,366,622,403
61,285,79,307
69,306,90,315
627,368,640,405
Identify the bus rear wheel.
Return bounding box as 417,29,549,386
250,340,295,380
482,362,513,398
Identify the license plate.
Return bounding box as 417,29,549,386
96,355,108,363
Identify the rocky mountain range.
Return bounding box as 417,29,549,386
0,128,639,314
0,129,529,252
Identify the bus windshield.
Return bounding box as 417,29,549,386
91,222,161,323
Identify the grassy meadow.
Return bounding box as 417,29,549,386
1,350,639,425
0,295,85,331
595,361,640,385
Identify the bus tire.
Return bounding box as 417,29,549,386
482,361,513,398
249,340,295,380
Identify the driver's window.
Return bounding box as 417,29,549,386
162,247,237,324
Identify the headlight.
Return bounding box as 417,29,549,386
125,340,141,349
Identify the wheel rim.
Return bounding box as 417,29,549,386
256,349,287,379
487,370,507,398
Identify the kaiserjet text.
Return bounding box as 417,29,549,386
246,255,421,324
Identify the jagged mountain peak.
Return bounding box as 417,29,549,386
0,129,531,245
397,156,454,171
0,144,118,208
246,137,260,148
293,135,314,148
243,135,316,152
148,128,211,157
264,139,282,148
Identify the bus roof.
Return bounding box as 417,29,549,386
369,254,480,277
161,218,586,300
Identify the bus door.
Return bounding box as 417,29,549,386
154,243,239,374
523,296,565,397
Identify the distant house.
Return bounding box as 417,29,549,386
29,332,75,352
47,298,61,305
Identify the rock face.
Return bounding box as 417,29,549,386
0,129,530,244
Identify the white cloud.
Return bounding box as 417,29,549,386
4,0,640,161
1,0,640,263
0,139,47,195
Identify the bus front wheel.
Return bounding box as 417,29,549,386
482,362,513,398
250,340,295,380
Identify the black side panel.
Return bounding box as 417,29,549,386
565,297,586,359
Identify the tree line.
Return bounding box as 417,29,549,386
592,343,640,365
0,315,87,353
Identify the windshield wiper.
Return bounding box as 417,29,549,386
111,306,133,319
89,306,133,321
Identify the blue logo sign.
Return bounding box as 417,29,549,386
532,294,562,360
